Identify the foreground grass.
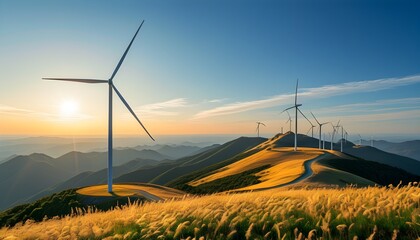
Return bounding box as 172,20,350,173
1,184,419,239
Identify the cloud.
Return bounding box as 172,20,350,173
0,104,92,121
194,75,420,119
135,98,188,117
208,98,229,103
314,97,420,114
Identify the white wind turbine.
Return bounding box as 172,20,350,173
298,109,314,138
310,112,329,150
256,122,266,137
330,120,340,150
358,134,362,146
43,20,154,193
282,79,302,151
285,110,292,132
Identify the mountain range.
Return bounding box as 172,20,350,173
1,133,419,212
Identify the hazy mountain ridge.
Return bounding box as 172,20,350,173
362,139,420,161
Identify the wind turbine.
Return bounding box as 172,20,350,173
299,110,315,138
282,79,302,151
283,110,293,132
331,120,340,150
256,122,266,137
43,20,155,193
311,112,329,149
358,134,362,146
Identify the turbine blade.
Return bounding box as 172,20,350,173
285,110,291,118
297,108,312,125
111,83,155,141
310,112,321,125
295,78,299,105
261,123,266,127
42,78,108,83
110,20,145,81
282,106,295,113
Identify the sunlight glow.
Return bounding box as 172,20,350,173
60,100,79,118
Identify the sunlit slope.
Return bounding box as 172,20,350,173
189,147,324,189
176,133,419,192
77,183,185,201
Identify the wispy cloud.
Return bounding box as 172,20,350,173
194,75,420,119
135,98,188,117
0,104,92,121
314,97,420,114
208,98,229,103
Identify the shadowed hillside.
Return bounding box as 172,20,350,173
115,137,267,184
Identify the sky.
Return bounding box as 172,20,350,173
0,0,419,141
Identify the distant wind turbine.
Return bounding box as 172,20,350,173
256,122,266,137
285,110,292,132
311,112,329,149
331,120,340,150
358,134,362,146
282,79,302,151
43,20,154,193
299,109,315,138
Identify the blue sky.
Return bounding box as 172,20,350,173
0,0,419,141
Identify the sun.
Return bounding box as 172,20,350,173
60,100,79,117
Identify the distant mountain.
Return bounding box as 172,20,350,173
24,158,161,204
131,144,217,159
115,137,267,185
343,143,420,175
0,148,167,211
360,140,420,161
0,153,73,211
0,137,106,159
53,148,168,174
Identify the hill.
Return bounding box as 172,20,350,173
1,185,419,239
343,143,420,175
0,183,185,228
22,158,161,205
169,133,420,193
115,137,267,185
0,153,73,211
365,139,420,161
0,148,168,211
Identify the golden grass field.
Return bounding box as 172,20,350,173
1,183,419,239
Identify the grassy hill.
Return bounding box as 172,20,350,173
169,133,420,193
1,184,419,239
115,137,267,185
0,183,185,228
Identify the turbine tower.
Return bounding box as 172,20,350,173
256,122,266,137
358,134,362,146
282,79,302,151
311,112,329,149
43,20,154,193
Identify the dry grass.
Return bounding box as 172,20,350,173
189,147,324,188
1,184,419,239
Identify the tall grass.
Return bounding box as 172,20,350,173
1,183,419,239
